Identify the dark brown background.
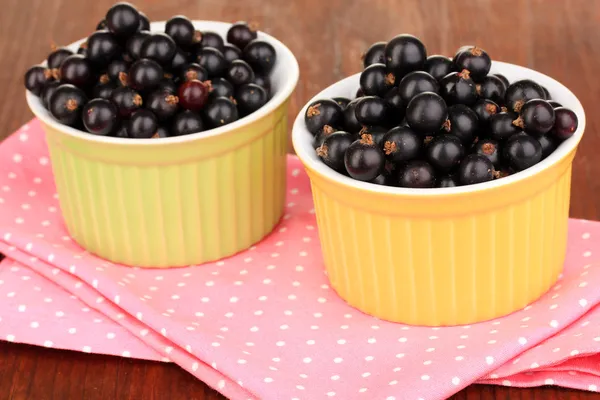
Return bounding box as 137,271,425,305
1,0,600,399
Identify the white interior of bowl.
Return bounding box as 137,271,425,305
26,21,300,145
292,61,586,196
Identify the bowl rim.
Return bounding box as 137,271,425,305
25,20,300,146
292,60,586,196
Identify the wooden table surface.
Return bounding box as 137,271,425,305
1,0,599,399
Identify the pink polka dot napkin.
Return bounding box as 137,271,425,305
1,120,600,400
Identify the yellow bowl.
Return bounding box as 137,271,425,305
26,21,299,268
292,62,586,326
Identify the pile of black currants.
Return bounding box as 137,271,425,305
24,2,276,138
306,34,579,188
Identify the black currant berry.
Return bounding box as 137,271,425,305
227,22,258,50
170,48,190,73
82,98,119,136
440,69,478,106
342,98,363,133
47,47,73,70
41,81,61,109
105,2,141,38
48,84,88,126
359,63,395,97
304,99,344,136
210,78,235,98
226,59,255,86
398,160,436,188
548,101,562,109
473,138,501,168
106,59,129,81
126,31,151,60
541,86,551,100
371,174,390,185
383,86,405,125
128,109,158,139
59,55,93,88
472,99,500,129
362,41,386,69
355,96,390,126
96,20,107,31
178,80,210,111
453,46,491,80
537,133,557,158
505,79,546,112
333,97,351,109
165,16,199,49
223,44,242,63
513,99,555,135
243,40,277,74
154,125,169,138
458,154,494,185
111,86,143,117
356,88,364,98
398,71,439,105
24,66,53,96
437,175,459,188
493,74,509,89
204,96,239,127
128,58,164,91
381,126,422,163
253,74,271,97
157,78,177,94
344,134,385,181
180,63,208,82
426,134,464,172
503,134,542,171
196,47,228,78
235,83,267,116
138,11,150,31
316,131,354,173
140,33,177,65
171,110,204,136
477,75,506,105
423,55,454,81
147,90,180,121
86,30,120,66
384,34,427,78
113,124,129,138
313,125,338,149
406,92,448,134
551,107,579,140
93,80,117,99
200,31,225,52
358,125,388,146
443,104,479,145
489,112,521,141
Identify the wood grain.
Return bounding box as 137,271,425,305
1,0,600,398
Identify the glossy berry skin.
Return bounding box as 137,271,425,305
24,66,53,96
223,44,242,63
105,2,140,38
138,11,150,31
477,75,506,105
171,110,204,136
453,46,491,80
235,83,267,116
406,92,448,134
110,86,143,117
154,125,169,138
458,154,494,185
47,48,73,69
59,55,93,88
383,86,405,125
107,59,129,81
96,19,107,30
444,104,479,145
505,79,547,112
317,131,354,173
437,175,459,188
126,31,151,60
170,48,190,73
204,96,239,128
398,71,439,105
147,90,180,121
381,126,422,163
253,74,271,97
355,96,390,127
226,59,255,86
178,80,210,111
440,70,478,106
537,133,557,158
180,63,208,82
489,112,521,141
342,98,363,133
358,125,388,146
426,134,464,172
200,31,225,52
513,99,555,135
86,30,120,66
423,55,454,81
128,59,164,91
503,134,542,171
113,124,129,138
196,47,228,78
41,81,61,109
157,78,177,94
312,125,338,149
48,84,88,126
362,41,386,69
227,22,258,50
210,78,235,98
344,134,385,181
359,63,395,97
243,40,277,74
551,107,578,140
548,101,562,109
93,80,117,100
473,138,501,168
398,160,436,188
304,99,344,136
493,74,509,89
128,109,158,139
140,33,177,65
472,99,500,129
165,16,198,48
541,86,551,100
82,98,119,136
384,34,427,78
333,97,351,109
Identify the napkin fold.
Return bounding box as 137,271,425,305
1,120,600,400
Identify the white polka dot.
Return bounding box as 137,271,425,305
337,339,346,345
334,357,343,363
18,305,26,312
6,334,15,342
106,332,116,339
571,350,580,356
13,154,22,163
421,375,430,381
457,345,466,349
485,356,494,365
396,353,405,359
589,384,598,392
488,340,497,344
490,374,499,379
460,334,468,339
250,326,259,332
518,337,527,345
530,362,539,368
276,341,285,346
583,251,592,257
550,320,559,328
326,392,335,397
579,299,588,307
30,321,39,328
254,310,263,316
452,377,460,385
28,191,36,197
423,360,432,365
455,356,464,361
398,337,407,343
429,335,438,340
502,380,512,386
365,355,374,361
44,340,53,347
544,378,554,385
259,296,268,301
201,297,210,302
303,357,312,363
361,372,370,378
288,294,297,300
264,377,273,383
83,346,92,353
